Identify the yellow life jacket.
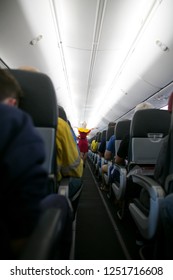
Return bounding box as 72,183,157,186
91,140,98,152
56,118,83,181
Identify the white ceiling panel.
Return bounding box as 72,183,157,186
99,0,152,49
53,0,98,49
123,0,173,88
1,0,173,134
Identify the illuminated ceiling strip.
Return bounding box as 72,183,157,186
49,0,73,107
110,0,163,84
95,0,163,114
83,0,107,120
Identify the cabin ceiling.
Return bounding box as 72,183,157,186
0,0,173,137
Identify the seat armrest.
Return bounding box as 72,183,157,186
111,164,127,200
131,174,165,200
21,208,64,259
104,160,113,185
129,174,165,239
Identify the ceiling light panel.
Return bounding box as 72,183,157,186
4,0,171,130
98,0,154,49
120,0,173,88
79,0,158,126
53,0,98,48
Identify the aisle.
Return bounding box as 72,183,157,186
74,161,129,260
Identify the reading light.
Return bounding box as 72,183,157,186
30,34,43,46
156,40,169,51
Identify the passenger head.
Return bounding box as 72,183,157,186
0,69,23,106
108,122,116,127
134,101,154,112
168,92,173,113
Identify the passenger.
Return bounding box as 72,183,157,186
100,123,116,191
77,121,96,167
56,117,84,199
91,138,98,153
98,137,106,158
96,135,107,173
0,69,72,259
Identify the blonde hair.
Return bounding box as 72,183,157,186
18,66,39,72
81,121,87,128
134,101,154,112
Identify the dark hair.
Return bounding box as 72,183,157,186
0,69,23,105
108,122,116,127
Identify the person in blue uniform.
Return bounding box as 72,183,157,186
0,69,72,259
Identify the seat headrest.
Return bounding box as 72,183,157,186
101,129,106,140
10,70,58,128
106,125,115,141
130,109,171,137
97,132,102,142
115,119,131,139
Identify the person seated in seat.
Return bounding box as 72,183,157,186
0,69,72,259
95,131,106,166
100,123,116,191
98,137,106,158
91,138,98,153
56,116,84,199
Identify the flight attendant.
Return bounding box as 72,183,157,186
77,121,96,167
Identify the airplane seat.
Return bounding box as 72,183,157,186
10,69,58,194
128,109,170,171
58,105,67,121
98,129,107,178
97,131,102,149
88,137,94,161
128,108,171,240
111,119,131,201
92,132,100,167
18,192,73,260
90,132,99,165
94,131,102,173
94,132,100,161
20,207,71,260
103,124,116,186
2,70,73,260
115,119,131,156
91,135,98,165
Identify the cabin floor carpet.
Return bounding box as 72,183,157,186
74,161,127,260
